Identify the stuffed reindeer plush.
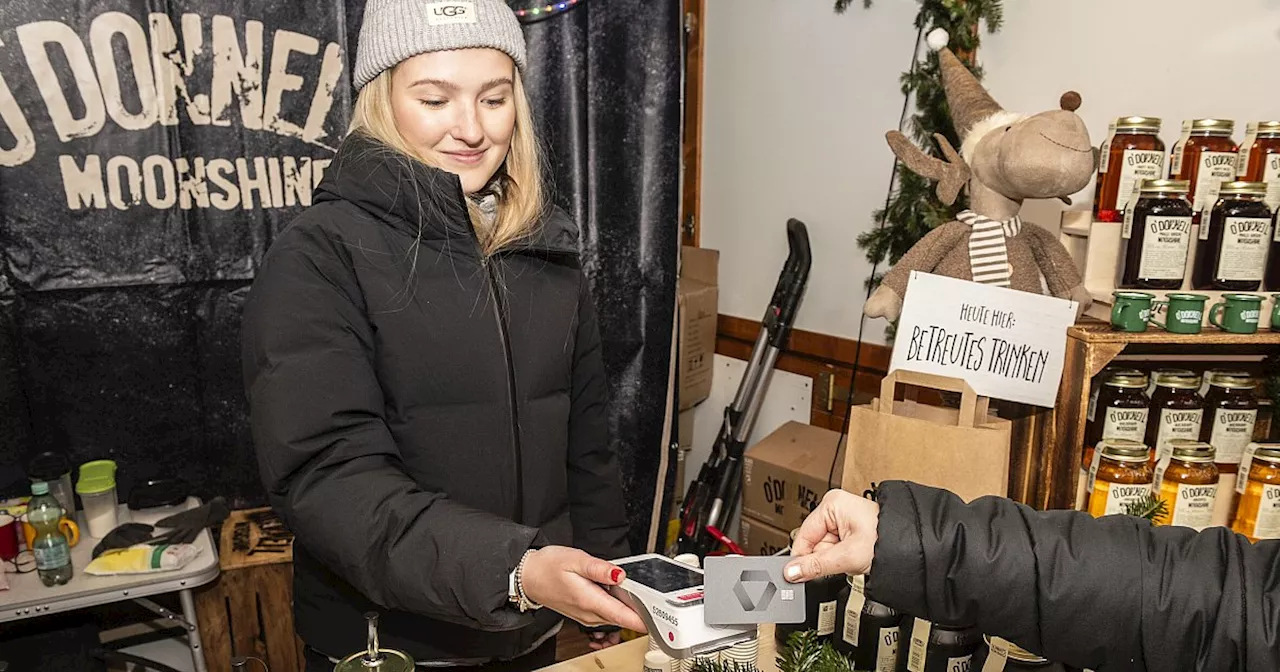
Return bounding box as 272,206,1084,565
864,31,1094,322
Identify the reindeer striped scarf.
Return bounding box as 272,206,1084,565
957,209,1021,287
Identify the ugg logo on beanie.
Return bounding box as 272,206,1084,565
426,1,477,25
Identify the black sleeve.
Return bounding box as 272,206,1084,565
866,480,1280,671
565,275,631,561
242,225,543,631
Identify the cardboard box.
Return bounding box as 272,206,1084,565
742,421,845,533
739,516,792,557
678,246,719,410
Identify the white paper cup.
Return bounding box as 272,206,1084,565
720,637,759,668
645,650,674,672
673,553,700,568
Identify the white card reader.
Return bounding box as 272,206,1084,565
609,553,757,658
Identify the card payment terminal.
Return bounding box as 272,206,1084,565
609,554,757,658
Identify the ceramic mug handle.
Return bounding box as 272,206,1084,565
1208,302,1227,330
1149,300,1168,330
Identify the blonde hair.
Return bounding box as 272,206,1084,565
348,64,545,256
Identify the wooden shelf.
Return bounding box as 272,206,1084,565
1068,319,1280,345
1006,318,1277,511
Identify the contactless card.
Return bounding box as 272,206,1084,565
702,556,806,626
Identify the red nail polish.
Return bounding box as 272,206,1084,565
611,568,622,583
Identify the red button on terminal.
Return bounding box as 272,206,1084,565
676,590,704,602
668,631,675,642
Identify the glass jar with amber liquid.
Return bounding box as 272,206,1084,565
1146,372,1204,466
1192,181,1275,291
1201,373,1258,471
1231,444,1280,542
1088,439,1153,518
1154,440,1218,530
1169,119,1239,224
1120,179,1193,289
1095,117,1165,223
1236,121,1280,214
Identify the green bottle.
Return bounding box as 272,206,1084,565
29,481,73,586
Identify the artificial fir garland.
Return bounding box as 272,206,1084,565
834,0,1005,290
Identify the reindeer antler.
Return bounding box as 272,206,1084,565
885,131,971,205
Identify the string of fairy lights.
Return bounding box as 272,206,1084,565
508,0,586,23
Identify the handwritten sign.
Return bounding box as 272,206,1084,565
889,272,1076,407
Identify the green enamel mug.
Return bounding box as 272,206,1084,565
1111,291,1154,332
1208,294,1264,334
1150,293,1209,334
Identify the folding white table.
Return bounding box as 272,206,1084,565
1,497,221,672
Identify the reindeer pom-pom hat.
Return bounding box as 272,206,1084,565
864,29,1094,322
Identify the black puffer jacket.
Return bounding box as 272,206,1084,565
869,481,1280,670
241,134,631,663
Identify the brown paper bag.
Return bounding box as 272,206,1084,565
842,370,1011,502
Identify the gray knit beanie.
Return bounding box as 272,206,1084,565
353,0,528,91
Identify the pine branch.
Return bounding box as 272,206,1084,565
776,630,827,672
1122,492,1169,522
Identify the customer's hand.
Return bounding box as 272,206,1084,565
521,546,648,633
783,489,879,582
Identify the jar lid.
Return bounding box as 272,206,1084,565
31,481,49,496
1247,121,1280,135
1189,118,1234,133
1218,181,1268,197
1206,368,1251,384
1168,440,1215,463
1155,371,1200,389
26,451,71,481
1099,439,1150,462
1114,116,1161,132
1210,374,1255,390
76,459,117,495
1138,179,1189,194
1105,372,1148,389
1252,445,1280,464
982,636,1049,664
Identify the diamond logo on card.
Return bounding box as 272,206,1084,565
732,570,778,612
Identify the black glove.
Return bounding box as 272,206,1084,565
91,523,155,559
148,497,230,545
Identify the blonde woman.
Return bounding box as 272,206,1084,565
241,1,643,669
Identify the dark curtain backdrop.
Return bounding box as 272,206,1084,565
521,1,682,554
0,0,678,553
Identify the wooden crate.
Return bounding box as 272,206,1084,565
194,507,304,672
1005,320,1280,511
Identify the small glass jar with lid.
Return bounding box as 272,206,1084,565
1145,371,1205,465
1119,179,1194,289
1231,444,1280,542
1200,373,1258,472
1084,370,1150,462
834,574,903,669
1154,440,1218,530
1088,439,1154,518
1094,116,1166,223
1236,121,1280,214
1169,119,1239,223
896,618,980,672
1192,181,1274,291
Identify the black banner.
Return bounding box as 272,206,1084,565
0,0,353,505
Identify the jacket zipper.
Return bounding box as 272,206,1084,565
485,260,525,524
454,181,524,524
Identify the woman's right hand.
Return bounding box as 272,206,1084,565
520,546,647,633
